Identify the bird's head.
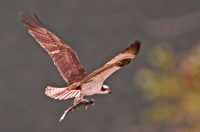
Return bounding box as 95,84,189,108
100,84,112,94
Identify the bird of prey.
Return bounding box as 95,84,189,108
19,13,141,122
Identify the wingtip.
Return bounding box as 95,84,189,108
124,40,141,55
18,11,43,27
18,11,31,21
18,11,27,22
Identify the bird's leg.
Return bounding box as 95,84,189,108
73,98,95,111
59,98,95,122
84,98,95,110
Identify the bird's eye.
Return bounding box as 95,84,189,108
101,87,106,91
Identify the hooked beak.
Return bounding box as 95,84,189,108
108,89,112,94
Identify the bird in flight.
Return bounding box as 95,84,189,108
19,12,141,122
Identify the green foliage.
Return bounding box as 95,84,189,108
135,43,200,131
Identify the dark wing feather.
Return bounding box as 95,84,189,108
19,13,86,84
82,41,141,83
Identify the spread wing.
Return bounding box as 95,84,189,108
83,41,141,83
19,13,86,84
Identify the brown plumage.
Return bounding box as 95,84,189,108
20,12,141,122
19,12,86,84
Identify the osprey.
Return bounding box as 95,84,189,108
20,13,141,122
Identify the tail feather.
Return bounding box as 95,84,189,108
45,86,80,100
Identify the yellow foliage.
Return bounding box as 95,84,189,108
135,43,200,131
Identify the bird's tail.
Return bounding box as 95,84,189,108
45,86,80,100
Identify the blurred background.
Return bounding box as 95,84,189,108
1,0,200,132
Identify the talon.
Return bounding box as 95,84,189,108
85,105,88,110
59,98,95,122
90,99,95,105
84,99,95,110
90,99,95,104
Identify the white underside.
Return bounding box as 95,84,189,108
80,81,103,96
